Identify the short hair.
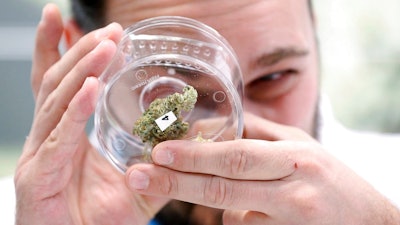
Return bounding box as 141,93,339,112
71,0,314,33
71,0,105,33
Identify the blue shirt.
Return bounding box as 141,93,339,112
149,219,161,225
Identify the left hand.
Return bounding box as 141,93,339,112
15,5,169,224
126,113,398,224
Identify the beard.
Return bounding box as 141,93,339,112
312,100,321,140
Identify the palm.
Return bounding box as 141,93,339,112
15,136,166,225
14,5,169,224
60,137,166,225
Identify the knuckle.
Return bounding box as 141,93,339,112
203,176,234,207
47,128,59,144
159,172,179,196
296,143,330,176
284,186,324,220
37,91,61,116
222,143,251,177
40,69,58,94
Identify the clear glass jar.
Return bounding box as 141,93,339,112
95,16,244,173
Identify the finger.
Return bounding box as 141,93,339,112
188,117,239,141
126,164,280,213
35,22,123,113
223,210,271,225
152,139,298,180
243,112,316,141
29,77,99,197
25,39,117,159
31,3,63,100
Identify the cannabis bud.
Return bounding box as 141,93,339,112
133,85,198,147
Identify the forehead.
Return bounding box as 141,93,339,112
105,0,314,73
106,0,311,31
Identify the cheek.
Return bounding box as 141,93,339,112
285,73,319,132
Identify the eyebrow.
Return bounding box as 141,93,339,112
255,47,309,67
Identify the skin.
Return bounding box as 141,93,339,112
106,0,319,134
14,0,400,225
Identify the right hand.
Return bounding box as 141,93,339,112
14,4,169,225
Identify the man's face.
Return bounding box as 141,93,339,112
105,0,319,135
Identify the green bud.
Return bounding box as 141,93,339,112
133,85,198,147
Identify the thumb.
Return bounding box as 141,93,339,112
223,210,271,225
243,112,315,141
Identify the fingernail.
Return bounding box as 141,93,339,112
154,149,174,165
95,23,115,39
94,39,109,50
129,170,149,190
41,3,54,22
40,5,47,22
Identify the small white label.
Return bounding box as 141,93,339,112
155,111,177,131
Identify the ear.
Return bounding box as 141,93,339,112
64,19,85,49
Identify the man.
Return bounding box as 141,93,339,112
13,0,400,224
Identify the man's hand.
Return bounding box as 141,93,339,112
127,113,400,224
14,4,169,225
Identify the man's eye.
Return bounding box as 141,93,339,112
259,72,284,82
245,70,299,101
